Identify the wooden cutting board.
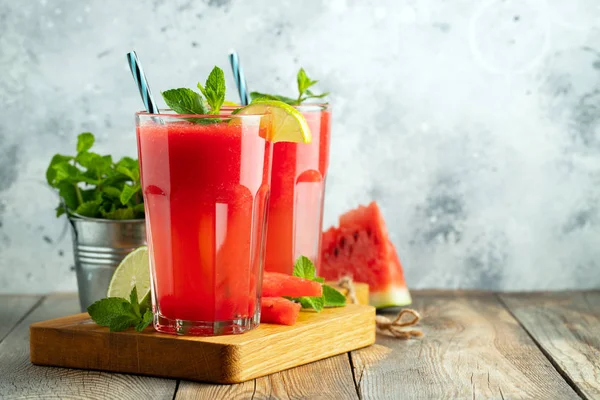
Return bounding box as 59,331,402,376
30,304,375,384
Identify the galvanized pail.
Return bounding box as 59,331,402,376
68,215,146,311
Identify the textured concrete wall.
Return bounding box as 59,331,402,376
1,0,599,293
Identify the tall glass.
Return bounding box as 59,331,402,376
136,111,272,335
264,104,331,274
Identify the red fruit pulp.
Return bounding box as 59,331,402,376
262,272,323,298
260,297,302,326
320,202,411,308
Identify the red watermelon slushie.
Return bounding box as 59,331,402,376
136,112,272,335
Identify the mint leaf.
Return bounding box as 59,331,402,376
102,186,122,199
139,291,151,314
135,310,153,332
102,207,135,220
161,88,207,115
297,68,317,96
120,184,140,205
108,315,136,332
46,154,73,185
298,296,324,312
51,162,82,185
76,132,95,153
55,205,66,217
87,297,135,326
322,285,346,307
250,68,328,106
116,165,139,182
87,287,151,333
129,286,141,318
78,152,113,176
197,66,226,114
250,92,296,105
115,156,138,171
73,200,100,217
56,182,79,211
293,256,316,280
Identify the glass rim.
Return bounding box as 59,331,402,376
293,103,331,112
136,103,330,119
135,109,264,119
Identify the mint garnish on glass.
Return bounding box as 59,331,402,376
251,68,329,106
161,66,227,119
290,256,346,312
87,286,153,332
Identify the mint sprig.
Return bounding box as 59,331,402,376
251,68,329,106
87,286,153,332
291,256,345,311
46,133,143,219
161,87,207,115
197,67,226,114
161,66,227,122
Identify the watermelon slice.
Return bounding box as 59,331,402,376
262,272,323,298
319,201,411,308
260,297,302,325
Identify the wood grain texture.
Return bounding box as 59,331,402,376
0,295,41,344
30,304,375,384
177,354,358,399
350,291,580,400
0,294,177,400
501,291,600,400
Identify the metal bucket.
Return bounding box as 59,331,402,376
68,215,146,311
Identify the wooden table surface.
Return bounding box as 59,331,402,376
1,290,598,399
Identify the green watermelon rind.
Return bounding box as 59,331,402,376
370,286,412,309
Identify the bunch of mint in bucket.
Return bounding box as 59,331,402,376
46,132,143,220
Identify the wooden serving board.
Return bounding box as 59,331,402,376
30,304,375,384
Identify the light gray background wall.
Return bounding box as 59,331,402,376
1,0,599,293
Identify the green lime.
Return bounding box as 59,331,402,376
107,246,152,308
235,100,312,144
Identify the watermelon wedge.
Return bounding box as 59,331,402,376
319,201,411,308
262,272,323,298
260,297,302,325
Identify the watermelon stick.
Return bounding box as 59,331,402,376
261,297,301,325
262,272,323,298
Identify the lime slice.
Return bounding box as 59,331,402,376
223,100,240,106
107,246,151,306
235,100,312,144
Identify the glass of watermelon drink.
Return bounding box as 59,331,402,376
264,104,331,274
136,110,272,335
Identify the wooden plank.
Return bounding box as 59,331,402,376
177,354,358,399
0,293,177,399
350,290,579,400
501,291,600,400
30,304,375,384
0,295,42,343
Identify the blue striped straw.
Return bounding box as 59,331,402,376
126,51,160,114
228,50,251,106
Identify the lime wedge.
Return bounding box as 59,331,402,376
107,246,151,307
235,100,312,144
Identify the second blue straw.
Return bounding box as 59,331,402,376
229,50,251,106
